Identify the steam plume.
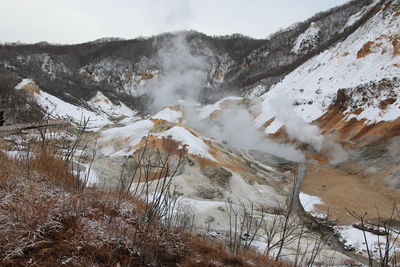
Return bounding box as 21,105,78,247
145,33,348,164
145,32,207,110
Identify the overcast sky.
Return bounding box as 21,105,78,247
0,0,350,44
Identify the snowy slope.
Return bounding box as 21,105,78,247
15,79,111,129
152,107,183,123
257,2,400,130
299,192,325,219
159,126,216,161
100,119,154,157
15,79,139,129
99,118,217,162
87,91,136,118
197,96,242,120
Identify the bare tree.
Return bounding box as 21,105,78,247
260,203,302,259
346,203,400,267
225,200,265,255
108,136,197,251
275,165,300,261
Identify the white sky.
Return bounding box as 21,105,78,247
0,0,350,44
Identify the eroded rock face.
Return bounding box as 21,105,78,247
333,78,400,113
201,166,232,189
291,22,321,55
196,186,224,200
334,89,348,110
392,35,400,55
385,170,400,189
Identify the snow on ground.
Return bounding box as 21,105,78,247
264,120,284,134
291,22,320,54
348,98,400,123
152,107,182,123
99,119,154,157
197,103,221,120
37,90,111,129
159,126,216,161
99,112,218,161
344,7,367,29
99,119,218,161
117,116,141,125
344,0,380,29
258,6,400,127
345,81,400,123
335,225,400,259
15,79,112,130
87,91,136,118
15,81,138,130
14,78,32,89
197,96,242,120
299,192,325,219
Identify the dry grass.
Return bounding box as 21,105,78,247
0,140,285,266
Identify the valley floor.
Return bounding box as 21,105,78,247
302,161,400,225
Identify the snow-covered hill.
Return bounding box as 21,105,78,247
257,0,400,126
14,79,136,129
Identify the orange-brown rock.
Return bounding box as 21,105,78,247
213,69,223,80
315,105,400,148
391,35,400,55
356,41,375,59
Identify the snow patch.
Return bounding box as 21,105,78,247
87,91,136,118
197,96,243,120
100,119,154,157
344,0,380,29
335,225,400,259
37,91,111,129
159,126,216,161
299,192,325,218
152,107,182,123
197,104,221,120
15,78,33,90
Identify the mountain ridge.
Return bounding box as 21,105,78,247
0,0,376,113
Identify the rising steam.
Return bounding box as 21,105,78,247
267,96,349,164
185,102,306,162
144,32,207,110
146,33,348,164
